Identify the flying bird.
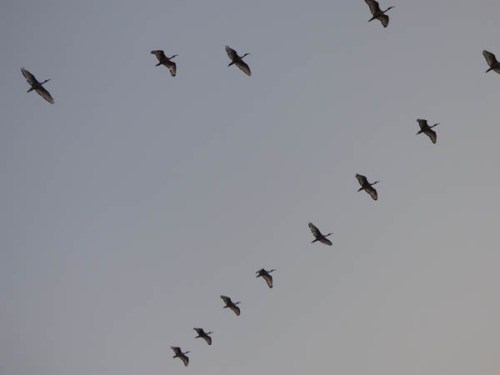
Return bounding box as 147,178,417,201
225,45,251,76
151,50,177,77
356,174,379,201
170,346,190,367
416,119,438,144
482,50,500,74
256,268,275,288
220,295,241,316
21,67,54,104
365,0,394,28
194,328,213,345
308,223,333,246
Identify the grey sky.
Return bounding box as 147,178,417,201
1,1,500,374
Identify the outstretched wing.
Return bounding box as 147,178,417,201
225,45,237,60
417,119,428,130
356,174,368,187
181,355,189,367
220,295,231,305
378,14,389,27
365,186,378,201
21,67,37,86
308,222,321,238
35,86,54,104
168,62,177,77
365,0,382,16
319,237,333,246
151,50,166,60
229,305,241,316
262,273,273,288
236,60,251,76
425,129,437,144
203,335,212,345
170,346,181,356
483,50,498,67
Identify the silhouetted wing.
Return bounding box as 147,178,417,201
171,346,181,356
262,273,273,288
236,61,251,76
21,67,38,86
220,295,231,305
378,14,389,27
308,223,322,238
194,328,203,335
319,237,333,246
168,62,177,77
225,45,237,60
365,186,378,200
181,355,189,367
35,86,54,104
202,335,212,345
425,129,437,144
229,305,240,316
151,50,166,60
417,119,429,130
483,50,498,67
356,174,368,186
365,0,382,16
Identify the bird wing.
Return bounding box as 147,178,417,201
168,62,177,77
171,346,181,355
378,14,389,27
417,119,428,130
262,273,273,288
365,186,378,201
151,50,166,60
220,295,231,305
365,0,381,15
356,174,368,186
21,67,37,85
319,237,333,246
194,328,203,335
35,86,54,104
425,129,437,144
483,50,498,67
203,336,212,345
225,45,237,60
308,223,322,238
181,355,189,367
230,305,241,316
236,61,251,76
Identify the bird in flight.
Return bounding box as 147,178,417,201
365,0,394,28
416,119,439,144
151,50,178,77
170,346,190,367
220,295,241,316
256,268,275,288
225,45,251,76
356,174,379,201
194,328,213,345
21,67,54,104
308,223,333,246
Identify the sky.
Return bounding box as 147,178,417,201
1,0,500,374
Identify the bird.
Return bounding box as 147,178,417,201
225,45,251,76
21,67,54,104
365,0,394,28
151,50,177,77
482,50,500,74
356,174,379,201
308,223,333,246
416,119,438,144
256,268,275,288
220,295,241,316
170,346,190,367
194,328,213,345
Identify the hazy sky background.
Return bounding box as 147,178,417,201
1,1,500,374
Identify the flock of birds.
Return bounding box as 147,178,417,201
19,0,500,369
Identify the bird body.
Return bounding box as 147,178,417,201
21,68,54,104
171,346,190,366
220,295,241,316
256,268,275,288
225,45,251,76
151,50,177,77
483,50,500,74
356,174,379,201
365,0,394,28
416,119,438,144
308,223,333,246
194,328,213,345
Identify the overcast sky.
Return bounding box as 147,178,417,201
1,1,500,374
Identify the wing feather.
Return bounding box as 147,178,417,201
366,186,378,200
225,46,237,60
483,50,498,66
356,174,368,186
236,61,251,76
365,0,381,15
262,274,273,288
378,14,389,27
308,223,321,238
36,86,54,104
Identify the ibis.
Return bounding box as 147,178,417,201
170,346,189,367
220,295,241,316
151,50,177,77
194,328,213,345
256,268,275,288
356,174,379,201
308,223,333,246
21,67,54,104
417,119,438,144
225,45,251,76
365,0,394,28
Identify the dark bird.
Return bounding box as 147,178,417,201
151,50,177,77
220,295,241,316
308,223,333,246
356,174,379,201
256,268,275,288
225,45,251,76
416,119,438,144
194,328,213,345
170,346,190,367
365,0,394,28
482,50,500,74
21,67,54,104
